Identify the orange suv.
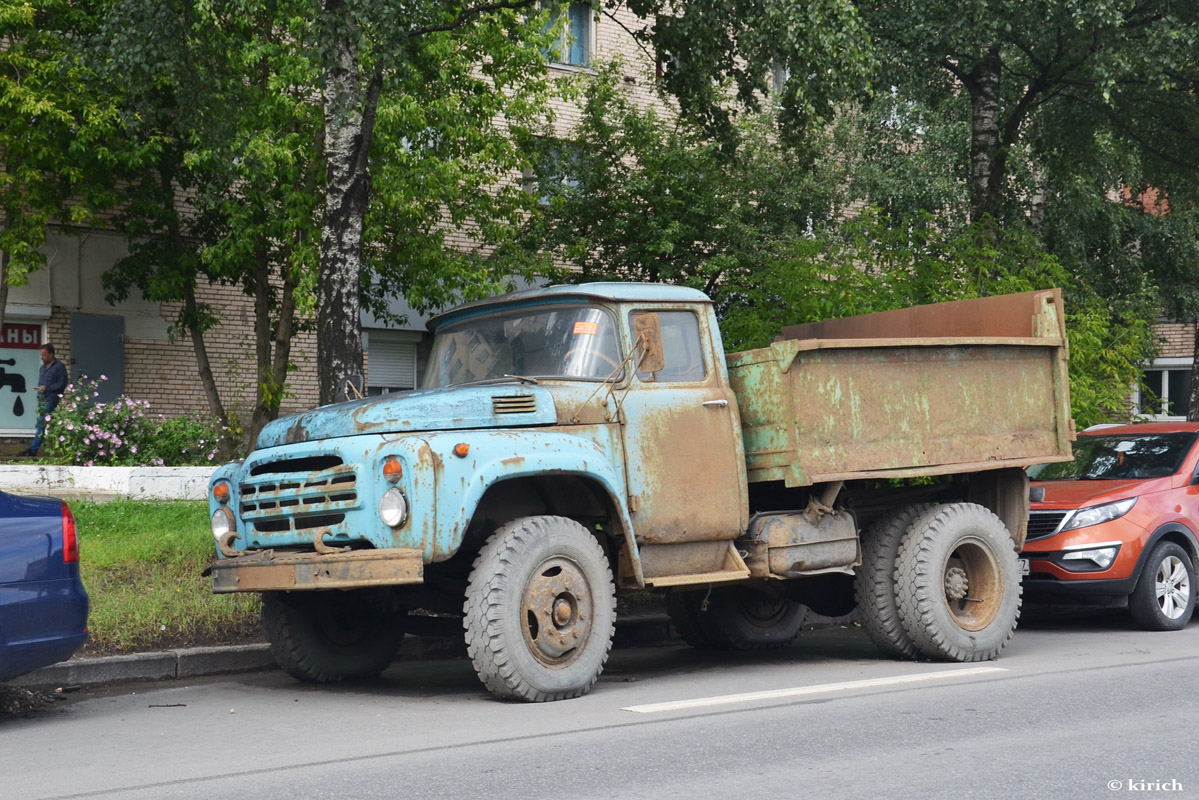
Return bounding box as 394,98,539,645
1024,421,1199,630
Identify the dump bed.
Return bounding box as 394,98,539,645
726,290,1074,487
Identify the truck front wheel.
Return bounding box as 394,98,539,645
895,503,1022,662
262,590,405,682
464,516,616,702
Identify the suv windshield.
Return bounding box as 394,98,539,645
1028,432,1198,481
425,305,622,387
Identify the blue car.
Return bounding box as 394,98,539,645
0,490,89,681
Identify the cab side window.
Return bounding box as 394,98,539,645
631,311,706,382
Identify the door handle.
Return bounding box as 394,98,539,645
702,399,729,408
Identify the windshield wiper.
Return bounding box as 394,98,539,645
503,374,540,385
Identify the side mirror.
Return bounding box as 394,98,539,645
342,373,365,401
631,313,665,373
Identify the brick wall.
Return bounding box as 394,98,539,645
1155,321,1196,359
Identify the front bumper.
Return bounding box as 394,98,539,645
209,548,424,593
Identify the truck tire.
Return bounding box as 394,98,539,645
895,503,1021,662
700,586,806,650
1128,541,1195,631
464,516,616,702
664,590,720,648
262,590,405,683
855,503,933,659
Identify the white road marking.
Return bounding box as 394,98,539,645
621,666,1008,713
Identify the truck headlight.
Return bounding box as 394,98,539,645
1061,498,1136,532
211,507,235,540
380,488,408,528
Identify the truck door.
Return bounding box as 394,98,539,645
619,308,748,543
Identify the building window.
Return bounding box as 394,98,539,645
366,330,421,395
524,141,581,206
545,2,592,67
1138,360,1193,419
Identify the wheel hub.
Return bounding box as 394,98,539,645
522,557,593,666
941,541,1002,632
944,566,969,602
1156,555,1192,620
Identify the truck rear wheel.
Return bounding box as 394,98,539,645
705,587,806,650
667,587,805,650
895,503,1021,662
664,590,720,648
262,590,405,683
464,516,616,702
855,504,932,659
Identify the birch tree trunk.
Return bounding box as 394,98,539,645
969,45,1002,225
317,1,380,406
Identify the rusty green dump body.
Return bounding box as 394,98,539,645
727,289,1073,488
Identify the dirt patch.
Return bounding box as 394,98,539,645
0,685,54,720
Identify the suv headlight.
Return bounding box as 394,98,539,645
380,487,408,528
1060,498,1136,532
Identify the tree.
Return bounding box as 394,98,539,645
519,61,851,294
860,1,1199,227
0,1,116,332
312,0,876,404
95,0,323,447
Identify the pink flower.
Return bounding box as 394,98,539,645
100,374,108,381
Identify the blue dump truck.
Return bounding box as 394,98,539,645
207,283,1073,701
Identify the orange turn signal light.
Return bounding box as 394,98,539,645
383,457,403,482
453,443,470,458
213,481,231,504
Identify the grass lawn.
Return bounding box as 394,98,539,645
72,500,261,655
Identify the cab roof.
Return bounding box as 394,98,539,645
427,282,711,331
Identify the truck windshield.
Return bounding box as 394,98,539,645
425,305,623,387
1028,432,1198,481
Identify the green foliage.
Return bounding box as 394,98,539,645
0,0,118,322
623,0,876,151
42,375,231,466
519,61,851,291
73,500,259,654
716,210,1156,427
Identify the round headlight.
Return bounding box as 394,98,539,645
211,507,234,540
380,487,408,528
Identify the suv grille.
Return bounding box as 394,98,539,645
240,457,360,534
493,394,537,415
1026,510,1069,541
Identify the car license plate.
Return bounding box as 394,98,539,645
1017,557,1030,576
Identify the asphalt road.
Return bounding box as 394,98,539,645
3,608,1197,800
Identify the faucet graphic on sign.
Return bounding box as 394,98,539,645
0,358,27,417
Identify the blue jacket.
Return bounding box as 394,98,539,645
38,359,67,400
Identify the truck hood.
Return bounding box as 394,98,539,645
256,385,558,448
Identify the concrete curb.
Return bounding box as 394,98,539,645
13,614,677,689
0,464,217,501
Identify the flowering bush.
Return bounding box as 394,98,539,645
42,375,231,467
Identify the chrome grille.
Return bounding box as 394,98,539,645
493,394,537,415
240,460,360,533
1026,510,1069,541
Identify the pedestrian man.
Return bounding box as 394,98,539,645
24,344,67,457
